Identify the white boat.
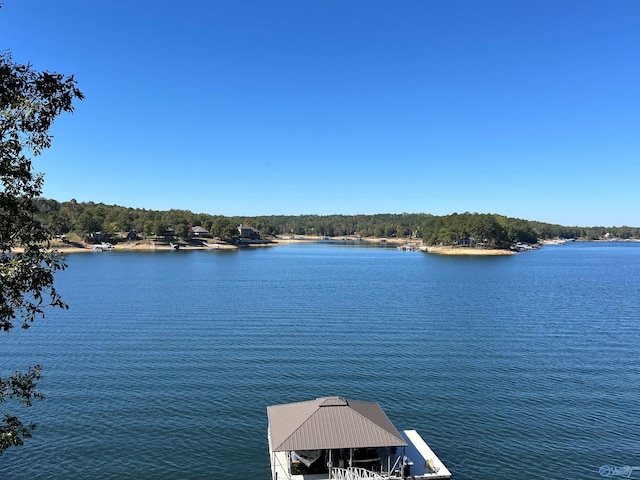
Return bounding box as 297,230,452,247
267,397,452,480
397,243,420,252
512,242,541,252
92,242,114,252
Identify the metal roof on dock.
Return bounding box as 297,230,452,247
267,396,407,452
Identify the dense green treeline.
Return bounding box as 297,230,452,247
33,199,640,246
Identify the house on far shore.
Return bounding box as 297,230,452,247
238,224,261,240
163,227,175,239
190,225,210,238
125,230,139,241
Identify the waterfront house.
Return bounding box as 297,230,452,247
190,226,210,238
238,224,261,240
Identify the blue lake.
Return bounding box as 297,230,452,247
2,242,640,479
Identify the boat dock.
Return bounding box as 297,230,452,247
268,397,451,480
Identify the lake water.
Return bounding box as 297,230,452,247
2,242,640,479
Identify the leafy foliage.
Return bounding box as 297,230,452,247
1,50,83,452
210,216,239,242
0,366,44,451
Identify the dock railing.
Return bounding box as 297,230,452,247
330,467,386,480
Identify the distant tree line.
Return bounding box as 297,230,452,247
33,199,640,246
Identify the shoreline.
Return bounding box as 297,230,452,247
275,236,517,255
11,240,239,254
272,235,406,245
423,246,516,256
18,236,623,255
9,237,518,255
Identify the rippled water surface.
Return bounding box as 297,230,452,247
2,242,640,479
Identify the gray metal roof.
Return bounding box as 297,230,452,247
267,397,408,452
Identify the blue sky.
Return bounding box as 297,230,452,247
2,1,639,227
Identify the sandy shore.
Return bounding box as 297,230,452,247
11,237,516,255
424,246,516,255
11,240,238,254
274,236,516,255
111,241,238,251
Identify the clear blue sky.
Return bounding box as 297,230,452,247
2,1,639,227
